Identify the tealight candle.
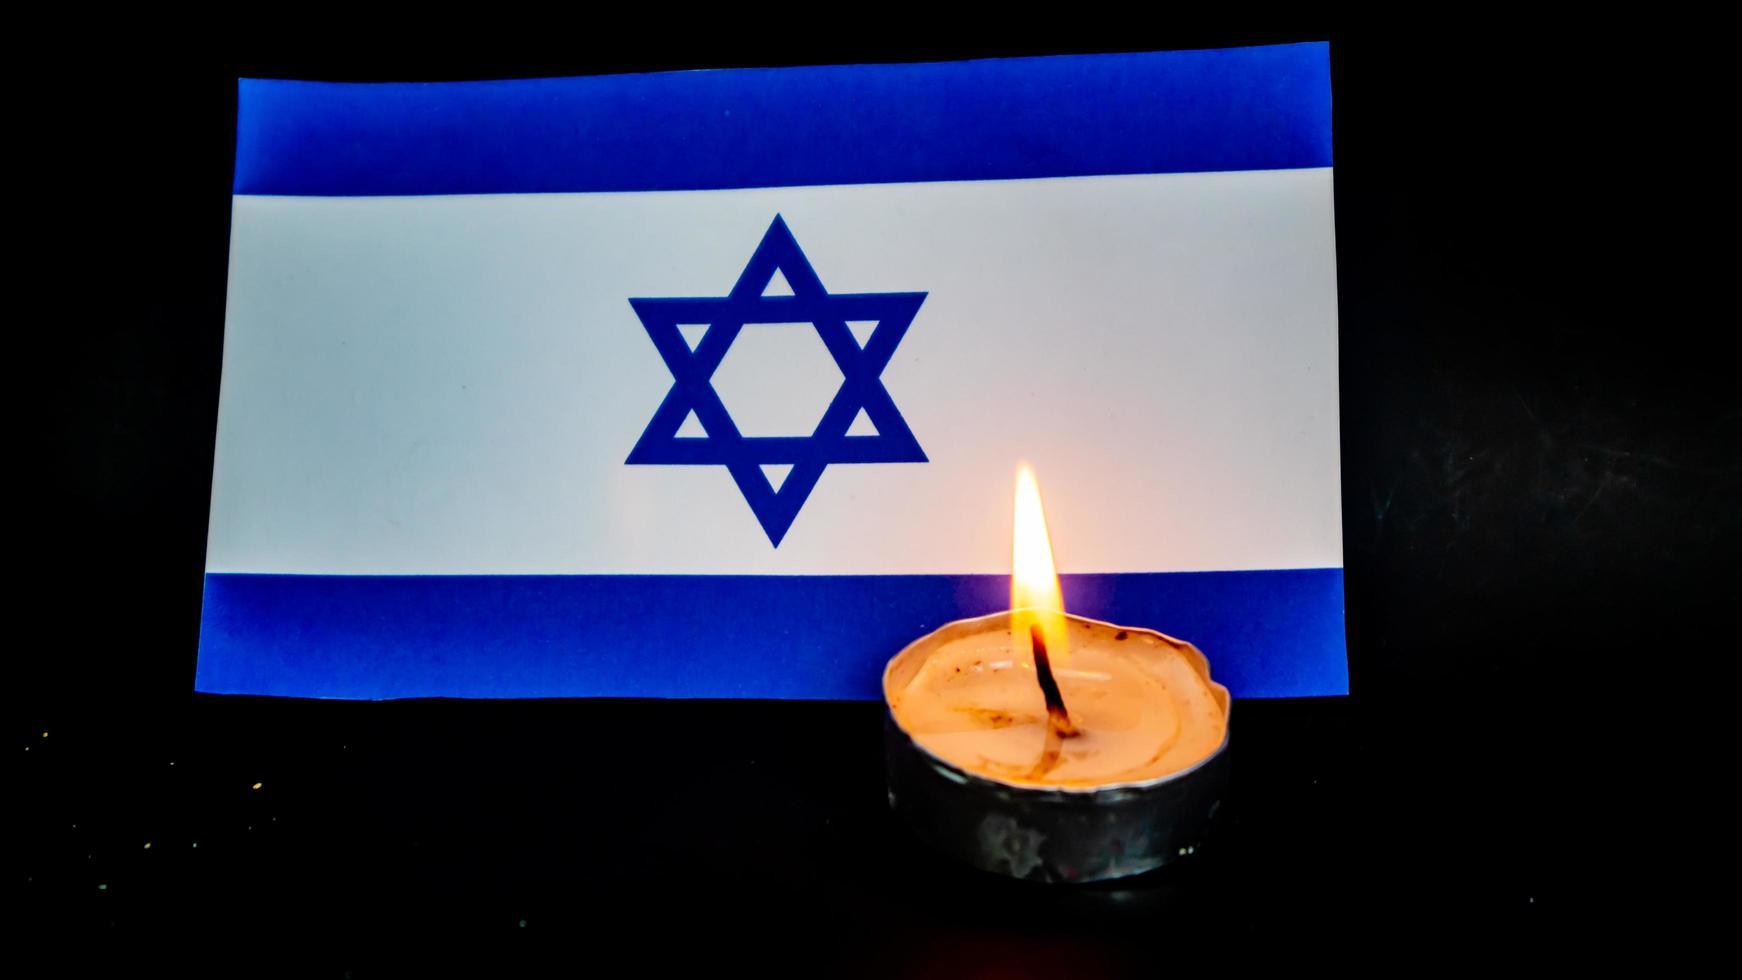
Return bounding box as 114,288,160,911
883,465,1232,882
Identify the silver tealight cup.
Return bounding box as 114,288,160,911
882,610,1232,883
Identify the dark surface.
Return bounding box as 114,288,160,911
18,19,1730,967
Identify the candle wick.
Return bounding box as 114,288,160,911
1028,624,1078,779
1030,624,1077,736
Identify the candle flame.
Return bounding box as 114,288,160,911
1012,463,1068,667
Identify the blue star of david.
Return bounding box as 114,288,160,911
627,215,928,546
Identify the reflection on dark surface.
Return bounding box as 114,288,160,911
21,695,1550,962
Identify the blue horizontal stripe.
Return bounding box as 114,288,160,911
195,569,1346,700
234,43,1331,196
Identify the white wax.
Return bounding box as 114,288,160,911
887,616,1227,788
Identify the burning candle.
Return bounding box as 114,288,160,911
883,464,1232,882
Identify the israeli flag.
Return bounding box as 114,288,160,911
199,43,1345,700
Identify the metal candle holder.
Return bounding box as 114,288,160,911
883,610,1231,883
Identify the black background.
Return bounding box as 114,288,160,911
17,17,1731,970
